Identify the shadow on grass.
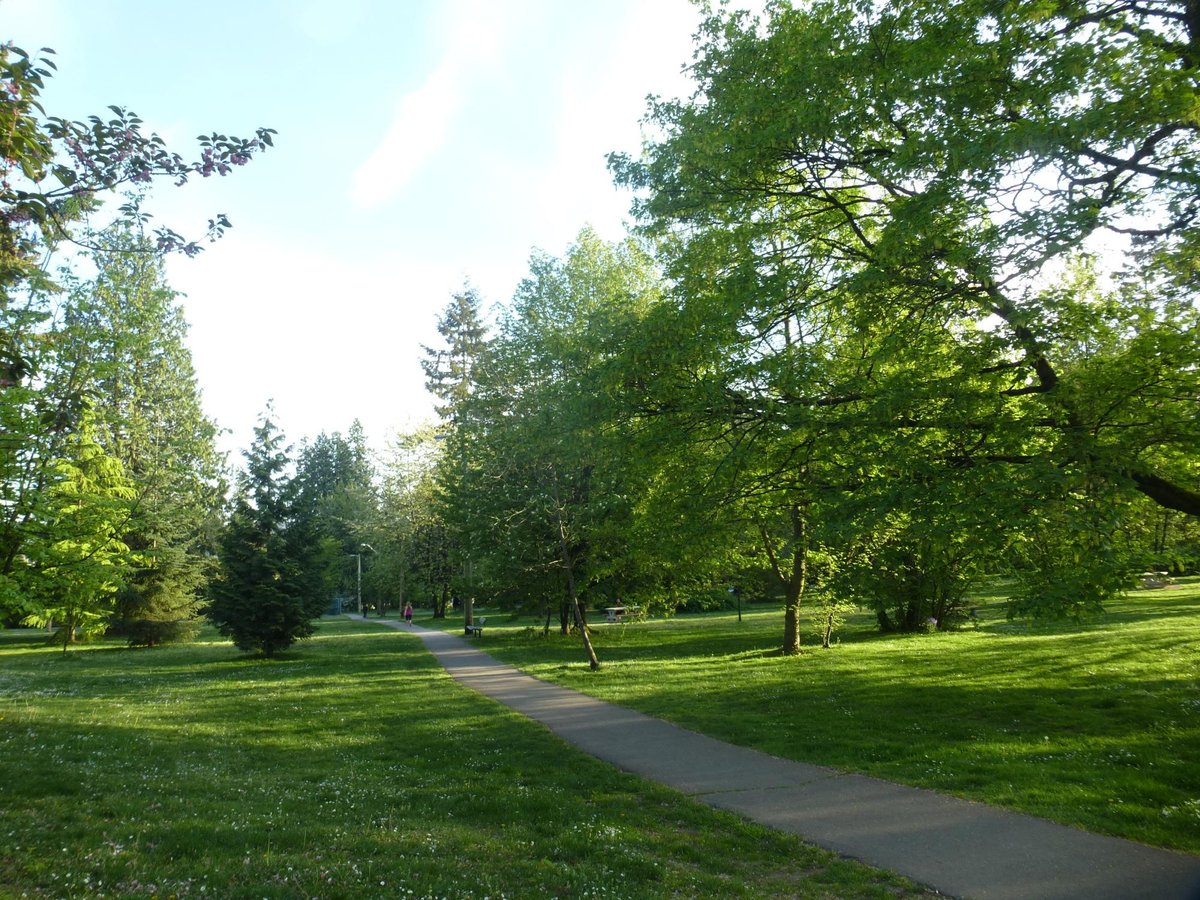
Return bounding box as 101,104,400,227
2,620,936,899
449,589,1200,853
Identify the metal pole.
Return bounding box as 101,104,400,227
359,544,374,616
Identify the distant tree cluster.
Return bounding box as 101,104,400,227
205,412,378,657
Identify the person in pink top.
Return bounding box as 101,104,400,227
403,602,413,626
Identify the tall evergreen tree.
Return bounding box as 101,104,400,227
60,228,223,643
421,284,489,626
208,408,324,657
294,423,377,612
421,283,488,424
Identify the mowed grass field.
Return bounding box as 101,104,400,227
0,619,931,899
423,580,1200,855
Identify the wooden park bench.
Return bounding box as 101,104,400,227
465,616,487,637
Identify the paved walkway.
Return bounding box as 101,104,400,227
364,617,1200,900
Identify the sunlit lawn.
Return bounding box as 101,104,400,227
0,619,931,899
422,580,1200,855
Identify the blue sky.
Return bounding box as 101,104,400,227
5,0,706,459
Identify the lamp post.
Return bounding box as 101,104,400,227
354,552,362,616
353,543,376,618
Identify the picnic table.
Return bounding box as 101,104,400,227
604,606,642,623
1141,572,1174,589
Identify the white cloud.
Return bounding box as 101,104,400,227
349,58,461,209
295,0,367,44
166,232,453,458
349,0,513,208
528,0,701,243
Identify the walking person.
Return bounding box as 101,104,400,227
403,602,413,626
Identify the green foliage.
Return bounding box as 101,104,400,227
18,415,138,651
1007,491,1135,619
294,423,377,609
604,0,1200,627
829,479,1006,631
0,42,269,637
207,410,325,656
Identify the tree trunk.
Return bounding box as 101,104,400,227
761,504,811,655
550,476,599,669
780,508,808,655
564,557,600,670
781,582,802,654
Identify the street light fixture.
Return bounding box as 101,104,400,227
354,543,376,617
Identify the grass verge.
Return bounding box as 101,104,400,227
0,619,930,899
420,581,1200,855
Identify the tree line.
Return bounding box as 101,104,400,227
4,1,1198,663
377,0,1200,665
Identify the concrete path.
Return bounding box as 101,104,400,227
366,617,1200,900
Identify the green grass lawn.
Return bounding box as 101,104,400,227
0,619,930,899
422,581,1200,855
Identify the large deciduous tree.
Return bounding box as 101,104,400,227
451,229,663,667
611,0,1200,619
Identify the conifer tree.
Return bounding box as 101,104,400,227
61,228,223,643
420,284,488,423
294,423,377,612
208,408,324,657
